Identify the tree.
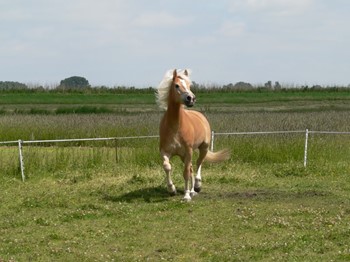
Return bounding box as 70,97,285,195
0,81,27,90
233,81,253,91
264,81,272,90
274,81,281,91
59,76,90,89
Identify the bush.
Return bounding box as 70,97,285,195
59,76,90,90
0,81,28,91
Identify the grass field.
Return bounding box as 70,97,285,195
1,144,350,261
1,89,350,114
1,90,350,261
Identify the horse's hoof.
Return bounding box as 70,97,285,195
190,191,198,198
194,179,202,192
194,187,201,193
183,196,192,202
167,185,177,196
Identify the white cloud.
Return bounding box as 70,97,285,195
63,0,127,25
219,21,246,38
229,0,314,15
1,0,349,86
132,11,193,28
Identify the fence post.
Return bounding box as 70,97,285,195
18,139,25,181
303,129,309,167
211,131,215,151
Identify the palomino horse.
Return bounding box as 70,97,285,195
156,69,230,201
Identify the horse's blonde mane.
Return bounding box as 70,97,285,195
156,69,192,110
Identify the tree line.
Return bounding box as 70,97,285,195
1,76,350,94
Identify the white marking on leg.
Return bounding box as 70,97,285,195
190,174,197,198
195,164,202,189
162,154,176,195
183,175,191,201
183,153,193,201
196,165,202,180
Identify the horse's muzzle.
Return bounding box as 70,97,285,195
184,94,196,107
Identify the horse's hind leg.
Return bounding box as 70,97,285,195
162,153,176,195
194,164,202,193
194,146,208,193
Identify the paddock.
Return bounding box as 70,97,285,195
1,130,350,260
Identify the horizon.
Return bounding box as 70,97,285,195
2,79,349,90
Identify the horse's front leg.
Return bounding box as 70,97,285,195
183,153,196,201
162,153,176,195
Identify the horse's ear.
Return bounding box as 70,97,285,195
184,69,189,76
173,69,177,79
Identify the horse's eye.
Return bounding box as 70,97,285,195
175,84,180,89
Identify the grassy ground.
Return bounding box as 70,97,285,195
1,90,350,261
1,147,350,261
1,133,350,261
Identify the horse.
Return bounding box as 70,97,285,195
156,69,230,201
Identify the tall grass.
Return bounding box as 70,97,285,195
0,113,161,141
0,147,20,178
1,111,350,142
207,111,350,132
2,131,350,183
1,110,350,180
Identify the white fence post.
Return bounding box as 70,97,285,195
211,131,215,151
18,139,25,181
303,129,309,168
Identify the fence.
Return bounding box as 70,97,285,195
0,136,159,182
1,130,350,181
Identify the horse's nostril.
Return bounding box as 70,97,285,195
186,96,192,102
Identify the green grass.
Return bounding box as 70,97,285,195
0,92,157,114
0,93,155,105
1,89,350,114
1,90,350,260
1,144,350,261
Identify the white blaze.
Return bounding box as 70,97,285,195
179,79,190,93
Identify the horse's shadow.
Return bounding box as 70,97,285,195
102,186,173,203
101,186,331,204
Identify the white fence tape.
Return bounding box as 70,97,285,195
1,130,350,181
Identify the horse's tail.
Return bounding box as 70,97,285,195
205,149,230,163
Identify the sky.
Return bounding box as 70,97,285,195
1,0,349,87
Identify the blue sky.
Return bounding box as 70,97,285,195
1,0,349,87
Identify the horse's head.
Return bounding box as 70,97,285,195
172,69,196,107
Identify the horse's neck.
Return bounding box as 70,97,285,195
166,102,183,125
166,91,183,127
